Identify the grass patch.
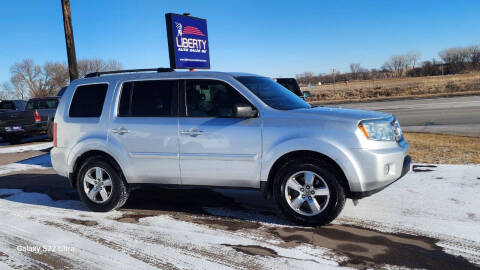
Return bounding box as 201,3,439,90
304,72,480,104
404,132,480,164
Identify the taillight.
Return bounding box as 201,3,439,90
34,110,41,122
53,122,57,147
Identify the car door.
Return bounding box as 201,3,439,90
108,79,180,184
179,79,262,188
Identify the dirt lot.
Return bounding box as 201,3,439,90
0,138,478,269
305,72,480,104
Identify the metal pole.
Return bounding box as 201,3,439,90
61,0,79,81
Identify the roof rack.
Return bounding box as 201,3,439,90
84,68,174,78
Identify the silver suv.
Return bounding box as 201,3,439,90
51,69,410,226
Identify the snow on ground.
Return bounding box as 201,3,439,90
339,164,480,242
0,189,344,270
0,154,51,175
337,164,480,264
0,142,52,154
0,145,479,268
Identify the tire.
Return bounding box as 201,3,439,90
273,158,346,226
77,156,129,212
6,135,22,145
47,122,53,141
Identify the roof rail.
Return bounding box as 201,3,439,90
84,68,174,78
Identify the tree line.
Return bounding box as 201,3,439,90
0,58,122,100
296,44,480,85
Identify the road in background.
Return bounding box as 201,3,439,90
336,95,480,137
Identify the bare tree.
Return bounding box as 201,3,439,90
467,45,480,70
0,82,16,100
9,58,122,99
44,62,69,91
383,55,406,77
406,51,421,69
9,59,62,98
295,72,315,84
439,47,470,73
350,63,361,79
77,59,122,77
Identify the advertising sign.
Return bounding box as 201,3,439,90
165,13,210,69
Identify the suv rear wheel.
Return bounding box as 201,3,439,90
273,158,346,226
77,156,129,212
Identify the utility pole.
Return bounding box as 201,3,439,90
61,0,79,81
332,68,337,90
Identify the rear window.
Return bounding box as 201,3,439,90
0,101,16,110
118,80,177,117
69,84,108,117
276,79,303,96
27,99,59,110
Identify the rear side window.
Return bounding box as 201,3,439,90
118,80,177,117
69,84,108,117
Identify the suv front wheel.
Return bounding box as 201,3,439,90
77,156,129,212
273,158,346,226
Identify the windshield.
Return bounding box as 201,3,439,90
235,76,311,110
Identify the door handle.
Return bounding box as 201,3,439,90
180,128,204,137
111,127,130,135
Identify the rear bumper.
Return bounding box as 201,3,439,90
350,155,411,199
51,147,69,178
0,123,44,136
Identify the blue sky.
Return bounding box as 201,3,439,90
1,0,479,83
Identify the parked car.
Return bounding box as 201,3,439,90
274,78,311,99
51,69,410,226
0,97,60,144
0,100,26,112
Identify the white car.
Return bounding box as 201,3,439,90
51,68,410,226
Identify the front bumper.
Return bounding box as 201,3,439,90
351,155,411,199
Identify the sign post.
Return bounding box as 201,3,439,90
165,13,210,70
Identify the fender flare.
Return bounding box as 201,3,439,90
261,137,364,192
67,136,130,181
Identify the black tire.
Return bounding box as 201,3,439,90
6,135,22,145
77,156,129,212
273,158,346,226
47,122,53,141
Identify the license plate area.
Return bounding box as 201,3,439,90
6,125,23,131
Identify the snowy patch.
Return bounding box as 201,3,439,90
340,164,480,242
0,154,51,176
0,142,52,154
339,164,480,264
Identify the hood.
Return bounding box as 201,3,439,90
291,106,392,122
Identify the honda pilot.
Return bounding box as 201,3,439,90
51,69,410,226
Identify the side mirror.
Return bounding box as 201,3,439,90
302,91,311,98
234,103,258,118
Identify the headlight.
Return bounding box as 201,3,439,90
358,118,403,141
